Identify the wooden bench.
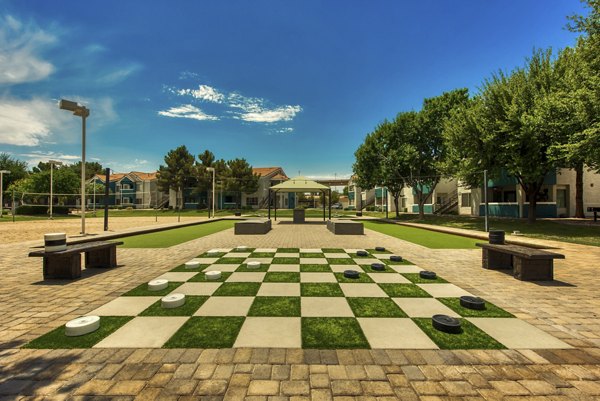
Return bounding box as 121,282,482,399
234,219,272,235
476,243,565,281
29,241,124,279
327,220,364,235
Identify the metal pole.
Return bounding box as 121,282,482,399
81,114,86,235
104,168,109,231
385,187,389,219
322,190,325,221
268,189,271,219
0,172,3,219
49,163,53,219
12,190,15,222
155,180,158,222
484,169,489,232
93,179,96,213
212,169,215,218
178,186,181,222
328,188,331,220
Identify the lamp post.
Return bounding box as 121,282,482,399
48,160,63,219
59,99,89,235
206,167,215,218
0,170,10,218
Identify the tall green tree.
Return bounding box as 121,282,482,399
225,158,259,209
157,145,196,209
0,153,28,191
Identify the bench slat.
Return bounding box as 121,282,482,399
476,243,564,259
29,241,124,257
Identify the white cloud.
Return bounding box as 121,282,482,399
158,104,219,121
237,105,302,123
177,85,224,103
17,150,81,167
0,15,57,84
99,63,142,84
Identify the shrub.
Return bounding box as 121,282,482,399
15,205,47,215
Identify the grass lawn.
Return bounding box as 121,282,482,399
363,221,480,249
119,220,235,248
438,297,514,318
301,283,344,297
302,317,370,348
272,257,300,264
164,316,245,348
139,296,208,316
236,263,270,272
170,263,210,272
413,318,505,349
95,208,234,218
123,282,183,296
278,248,300,253
359,264,396,273
347,298,407,317
248,297,301,316
264,272,301,282
24,316,132,349
327,258,355,265
402,273,448,284
213,282,261,296
334,272,374,283
378,283,432,297
188,272,232,282
216,257,247,264
300,252,325,258
250,252,276,258
322,248,345,253
300,264,332,272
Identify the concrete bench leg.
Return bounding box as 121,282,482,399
43,254,81,279
85,246,118,268
482,249,512,270
513,257,554,281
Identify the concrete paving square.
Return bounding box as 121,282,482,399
234,317,301,348
352,258,381,265
171,282,222,296
89,297,159,316
371,253,396,259
243,258,273,265
417,283,474,298
468,318,572,349
300,248,322,253
367,273,411,284
254,248,277,253
300,273,337,283
224,252,251,258
191,257,219,264
194,296,253,316
226,272,266,282
392,298,460,318
94,317,188,348
390,265,423,274
330,264,361,273
340,283,388,298
344,249,363,253
257,283,301,296
207,264,240,272
300,258,328,264
154,272,197,282
268,264,300,272
301,297,354,317
275,252,300,258
323,253,351,259
358,318,438,349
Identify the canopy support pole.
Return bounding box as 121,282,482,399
322,190,325,221
328,188,331,220
268,189,271,220
274,190,278,221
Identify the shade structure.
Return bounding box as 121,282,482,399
268,176,331,221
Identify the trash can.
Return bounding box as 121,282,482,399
488,230,505,244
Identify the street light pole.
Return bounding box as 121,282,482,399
59,99,89,235
48,160,63,219
0,170,10,218
206,167,215,218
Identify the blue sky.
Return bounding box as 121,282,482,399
0,1,586,178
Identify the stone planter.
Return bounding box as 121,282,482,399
293,209,305,224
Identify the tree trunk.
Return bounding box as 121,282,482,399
393,195,400,218
527,190,537,224
575,163,585,218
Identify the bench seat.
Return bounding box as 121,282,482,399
234,219,271,235
327,220,364,235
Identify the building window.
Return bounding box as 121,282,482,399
224,195,234,203
122,197,131,204
461,193,471,207
246,197,258,206
121,183,132,190
136,198,142,205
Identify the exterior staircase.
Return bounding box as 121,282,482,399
434,189,459,215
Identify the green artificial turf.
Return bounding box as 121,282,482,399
164,316,245,348
334,272,374,283
271,257,300,264
363,221,480,249
236,263,270,272
353,252,372,258
264,272,300,282
327,258,355,265
301,283,344,297
215,257,246,264
322,248,345,253
360,264,395,273
197,251,226,258
302,317,370,349
438,298,514,318
300,253,325,258
278,248,300,253
230,247,256,253
188,272,232,282
383,258,413,265
300,264,332,272
24,316,132,349
366,248,392,254
213,282,261,296
413,318,505,349
347,298,407,317
248,297,301,316
250,252,276,258
119,220,235,248
139,296,208,316
170,263,210,272
402,273,448,284
123,282,183,296
378,283,432,297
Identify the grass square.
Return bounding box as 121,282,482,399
378,283,432,297
264,272,300,282
301,283,344,297
188,272,232,282
248,297,301,316
302,317,370,349
413,318,505,349
170,263,210,272
164,316,245,348
322,248,345,253
300,252,325,258
402,273,448,284
438,298,514,318
383,258,413,265
236,264,270,272
123,282,183,296
366,248,392,254
250,252,276,258
347,298,407,317
24,316,133,349
327,258,355,265
278,247,300,253
300,264,332,272
215,257,246,264
334,272,374,283
272,257,300,264
197,251,226,258
139,296,208,316
353,252,372,258
213,282,261,296
360,264,396,273
230,248,256,253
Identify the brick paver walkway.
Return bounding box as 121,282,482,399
1,218,599,399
